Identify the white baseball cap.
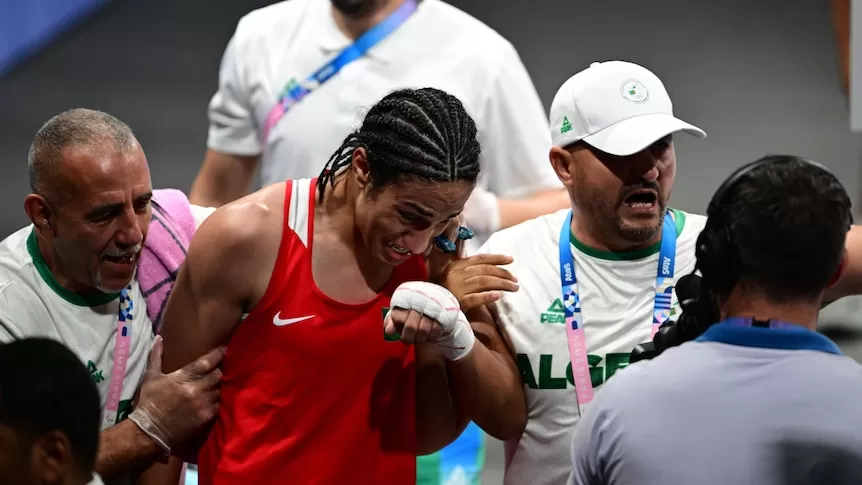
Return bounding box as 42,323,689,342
549,61,706,156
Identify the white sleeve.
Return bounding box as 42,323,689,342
189,204,218,229
476,42,561,199
0,313,15,342
206,18,262,156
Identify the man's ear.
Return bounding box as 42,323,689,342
549,146,576,189
350,148,371,191
23,194,54,235
31,430,75,484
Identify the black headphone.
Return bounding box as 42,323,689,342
695,155,848,296
631,155,850,364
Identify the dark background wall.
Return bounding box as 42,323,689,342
1,0,859,238
2,1,860,481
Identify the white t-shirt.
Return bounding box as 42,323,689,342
0,205,213,485
0,227,152,485
475,208,707,485
207,0,561,251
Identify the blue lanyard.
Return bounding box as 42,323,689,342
697,317,843,354
558,209,678,331
263,0,418,142
281,0,416,111
559,210,677,414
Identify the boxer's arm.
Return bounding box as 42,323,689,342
143,208,261,482
447,304,526,441
159,206,258,373
415,344,470,454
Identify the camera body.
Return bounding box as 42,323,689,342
629,274,718,364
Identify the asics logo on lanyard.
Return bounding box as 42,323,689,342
103,286,134,429
559,210,677,417
261,0,419,143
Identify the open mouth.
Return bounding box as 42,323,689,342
388,242,410,255
623,189,658,210
104,253,135,265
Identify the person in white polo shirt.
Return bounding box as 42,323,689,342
458,60,862,485
569,155,862,485
188,0,568,257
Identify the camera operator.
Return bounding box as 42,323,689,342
568,154,862,485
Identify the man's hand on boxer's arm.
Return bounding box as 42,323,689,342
130,336,224,454
95,336,224,480
425,217,519,311
436,254,518,311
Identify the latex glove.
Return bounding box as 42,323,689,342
462,186,500,235
384,281,475,361
128,336,224,454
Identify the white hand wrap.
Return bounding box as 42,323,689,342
390,281,475,361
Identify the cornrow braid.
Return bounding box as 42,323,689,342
317,87,481,202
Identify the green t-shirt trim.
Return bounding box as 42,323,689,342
570,208,687,261
27,229,119,307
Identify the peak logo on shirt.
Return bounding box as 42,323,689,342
87,360,105,384
540,299,566,324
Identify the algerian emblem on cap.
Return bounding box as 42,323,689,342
620,79,649,103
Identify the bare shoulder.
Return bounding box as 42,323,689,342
194,183,285,254
187,184,286,301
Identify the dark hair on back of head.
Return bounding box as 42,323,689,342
316,87,481,201
0,337,101,475
727,155,852,303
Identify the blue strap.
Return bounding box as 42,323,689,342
697,317,843,355
559,210,678,329
279,0,418,109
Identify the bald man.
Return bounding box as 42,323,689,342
0,109,221,485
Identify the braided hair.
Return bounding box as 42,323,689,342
317,87,481,201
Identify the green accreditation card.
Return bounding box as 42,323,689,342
382,307,401,341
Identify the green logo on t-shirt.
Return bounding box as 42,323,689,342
539,299,565,324
116,399,133,423
516,352,631,389
86,360,105,384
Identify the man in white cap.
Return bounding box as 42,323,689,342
463,60,708,485
459,60,862,485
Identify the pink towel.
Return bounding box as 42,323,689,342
138,189,196,333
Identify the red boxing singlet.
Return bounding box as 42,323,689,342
197,178,427,485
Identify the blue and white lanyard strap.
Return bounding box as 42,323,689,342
559,210,677,416
261,0,419,143
104,286,134,428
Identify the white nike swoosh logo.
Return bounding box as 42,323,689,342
272,314,316,327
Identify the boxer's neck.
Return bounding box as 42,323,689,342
332,0,406,40
320,175,361,250
317,175,394,293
